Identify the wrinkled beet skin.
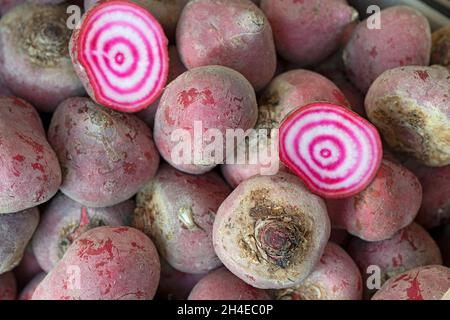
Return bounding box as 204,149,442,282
18,272,46,300
0,208,40,274
0,272,17,300
327,159,422,241
32,227,160,300
177,0,277,91
343,6,431,92
33,193,135,272
188,267,269,300
48,97,159,207
0,97,61,213
348,223,442,298
372,265,450,300
133,163,230,274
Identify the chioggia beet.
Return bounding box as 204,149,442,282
32,193,135,272
271,243,362,300
279,103,382,199
0,272,16,300
188,267,270,300
137,46,187,127
0,208,39,274
0,97,61,213
326,159,422,241
260,0,358,67
13,245,43,288
221,69,350,188
177,0,277,91
348,223,442,298
84,0,185,41
133,163,231,274
18,272,46,300
154,65,258,175
213,173,330,289
412,165,450,229
71,1,169,112
372,265,450,300
157,259,205,300
0,3,84,112
365,65,450,167
32,227,160,300
431,26,450,69
343,6,431,93
48,97,160,207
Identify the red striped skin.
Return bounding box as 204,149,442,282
279,103,382,199
70,1,169,113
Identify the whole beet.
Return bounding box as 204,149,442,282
348,223,442,298
33,193,135,272
272,243,363,300
133,163,231,274
261,0,357,67
0,97,61,213
48,97,160,207
188,267,270,300
365,65,450,167
0,3,84,112
177,0,277,91
326,159,422,241
213,173,330,289
32,227,160,300
0,208,40,274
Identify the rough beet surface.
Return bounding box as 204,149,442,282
0,3,84,112
365,65,450,167
32,226,160,300
213,173,330,289
327,159,422,241
177,0,277,91
154,65,258,175
348,223,442,298
33,193,135,272
343,6,431,92
133,163,230,274
188,267,269,300
0,97,61,213
372,265,450,300
48,97,160,207
0,208,40,274
272,243,362,300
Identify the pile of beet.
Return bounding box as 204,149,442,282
0,0,449,301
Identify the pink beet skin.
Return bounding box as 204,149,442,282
343,6,431,92
348,223,443,298
0,272,17,300
221,69,349,188
0,97,61,213
137,46,187,127
188,267,269,300
272,243,363,300
133,163,231,274
32,227,161,300
0,208,40,274
0,3,85,112
157,259,205,300
327,159,422,241
33,193,135,272
18,272,46,300
372,265,450,300
261,0,358,67
48,97,160,207
154,65,258,175
177,0,277,91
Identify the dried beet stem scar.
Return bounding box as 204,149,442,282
73,1,169,112
279,103,382,198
